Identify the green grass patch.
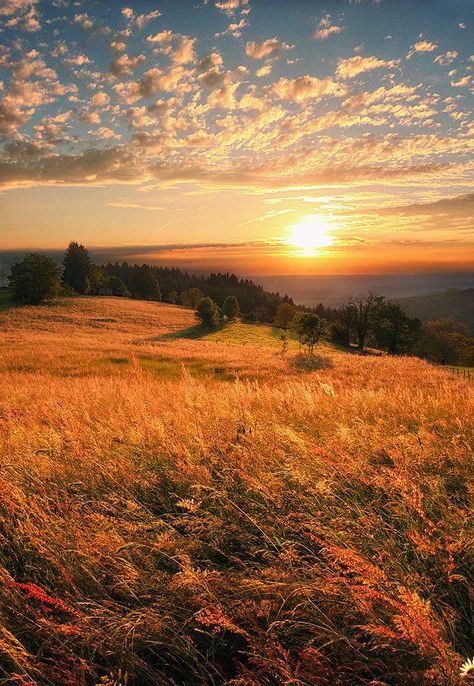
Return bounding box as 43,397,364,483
163,321,300,350
138,355,237,381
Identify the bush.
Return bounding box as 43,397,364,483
330,321,350,345
222,295,239,321
195,297,220,329
9,253,61,305
242,311,258,323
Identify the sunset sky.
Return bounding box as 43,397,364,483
0,0,473,275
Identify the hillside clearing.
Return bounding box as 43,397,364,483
0,297,472,686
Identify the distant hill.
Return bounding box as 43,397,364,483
399,288,474,333
252,272,474,308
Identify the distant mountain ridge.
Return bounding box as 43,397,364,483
252,273,474,308
398,288,474,334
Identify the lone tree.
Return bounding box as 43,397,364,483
9,253,61,305
168,290,178,304
222,295,239,321
296,313,325,354
62,242,92,294
196,297,219,329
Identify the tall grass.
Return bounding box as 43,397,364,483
0,298,472,685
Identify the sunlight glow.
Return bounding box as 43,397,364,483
287,215,335,256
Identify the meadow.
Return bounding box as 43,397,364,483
0,297,472,686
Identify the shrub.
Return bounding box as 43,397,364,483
222,295,240,321
195,297,220,329
242,311,258,323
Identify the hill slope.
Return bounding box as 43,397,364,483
0,297,472,686
399,288,474,333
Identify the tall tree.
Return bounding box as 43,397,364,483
62,242,92,294
9,253,61,305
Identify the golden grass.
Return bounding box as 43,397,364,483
0,297,472,685
0,297,303,380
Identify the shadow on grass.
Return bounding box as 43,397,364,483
141,323,223,344
290,352,334,371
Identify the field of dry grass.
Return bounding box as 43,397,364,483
0,297,472,686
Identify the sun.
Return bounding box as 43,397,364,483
287,215,334,255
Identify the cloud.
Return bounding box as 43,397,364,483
91,92,110,107
0,146,140,188
0,0,40,31
256,64,272,78
269,75,344,102
215,17,247,38
109,53,146,78
74,13,93,31
88,126,121,140
245,38,292,60
451,75,471,88
63,54,91,67
135,10,161,30
0,141,455,192
0,0,38,16
336,55,399,79
214,0,249,16
433,51,458,65
146,31,196,65
407,40,437,59
107,200,165,210
367,193,474,216
313,15,343,41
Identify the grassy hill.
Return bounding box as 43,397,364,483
399,288,474,333
0,297,472,686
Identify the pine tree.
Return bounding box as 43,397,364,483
62,242,92,294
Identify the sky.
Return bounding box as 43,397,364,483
0,0,473,276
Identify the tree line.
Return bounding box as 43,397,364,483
270,296,474,366
6,243,473,367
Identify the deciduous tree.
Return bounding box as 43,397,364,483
296,313,326,354
9,253,61,305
